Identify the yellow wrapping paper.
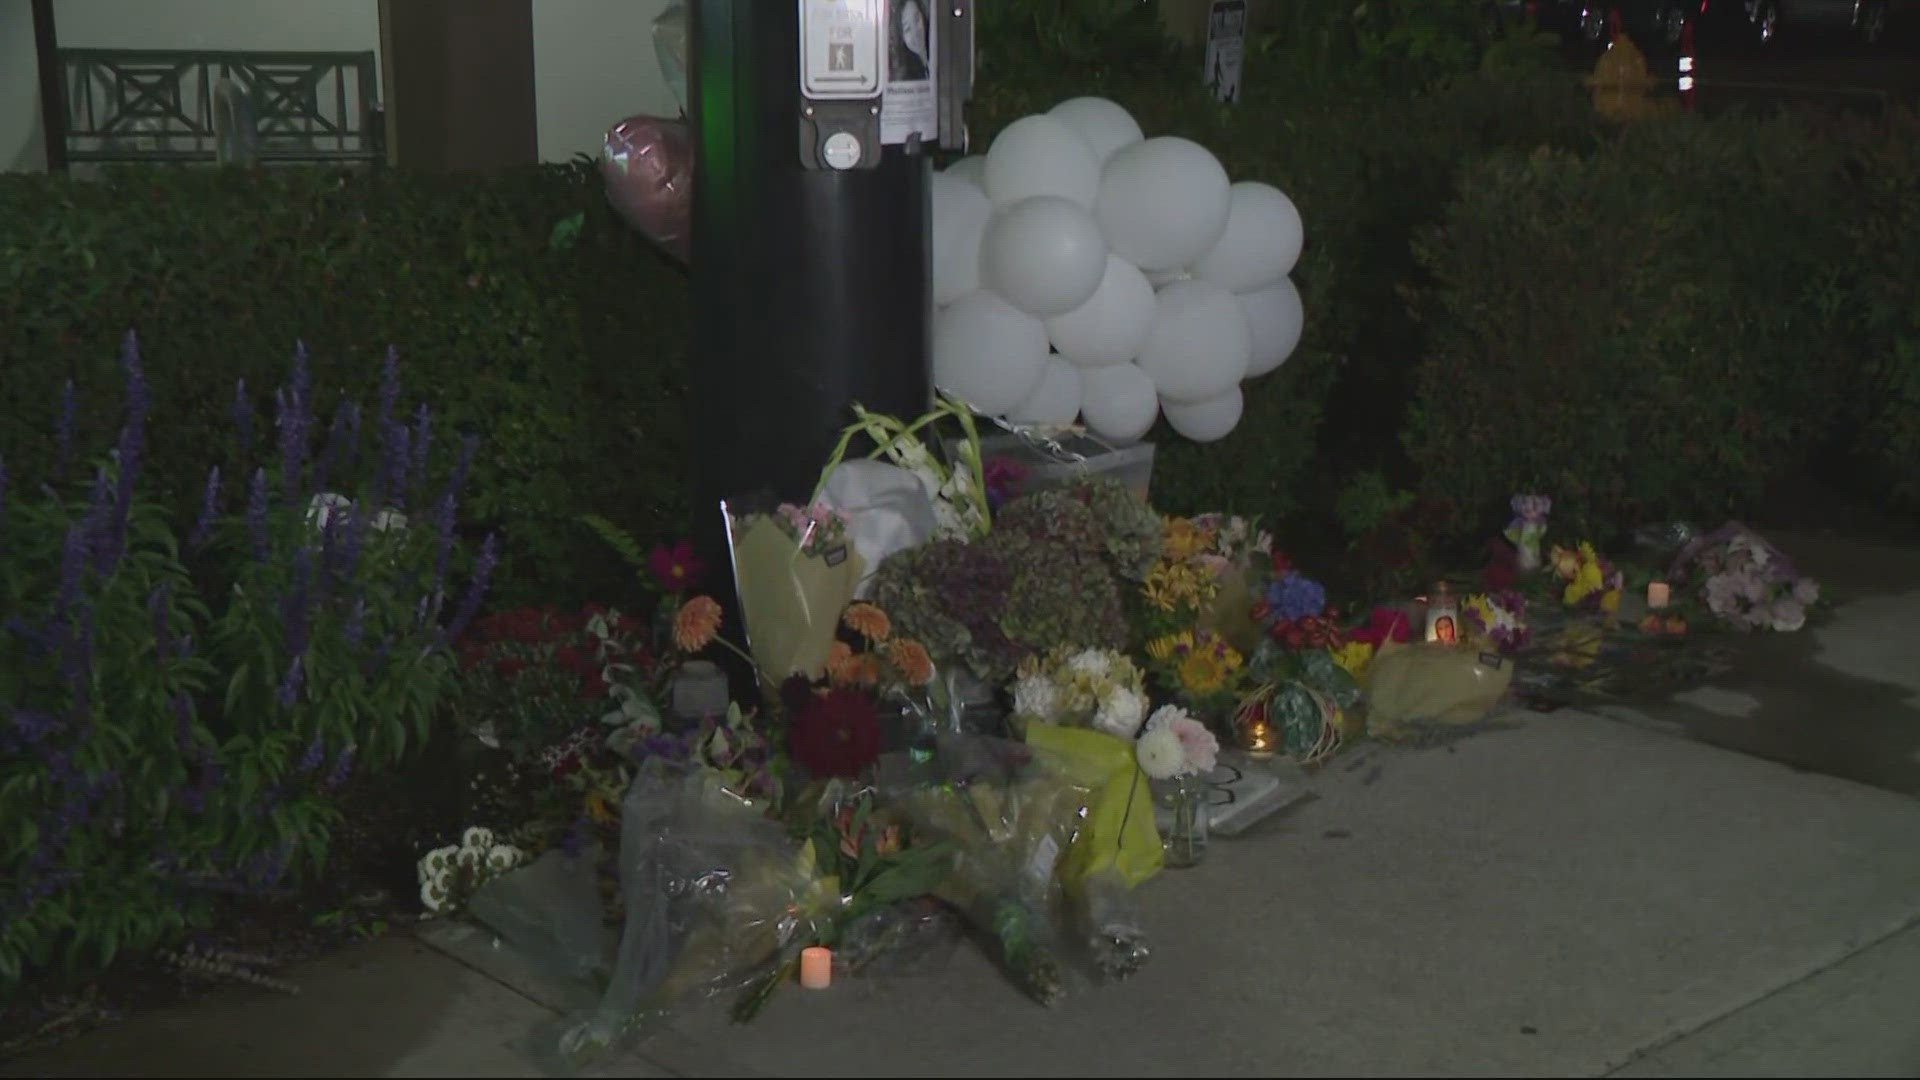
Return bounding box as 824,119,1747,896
1362,640,1514,738
728,516,865,686
1024,725,1163,893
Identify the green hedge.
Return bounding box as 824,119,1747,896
1841,111,1920,512
1403,112,1861,537
0,162,693,608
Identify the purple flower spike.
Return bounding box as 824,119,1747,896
380,422,411,514
299,736,325,773
246,468,271,561
189,465,221,552
54,522,87,630
54,379,77,478
442,533,500,644
410,404,432,501
81,465,115,571
325,745,356,790
281,544,313,660
278,344,313,501
277,655,305,708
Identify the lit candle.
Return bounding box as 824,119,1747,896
1647,581,1671,610
799,946,832,990
1245,718,1277,761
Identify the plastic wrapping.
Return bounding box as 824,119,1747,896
538,765,838,1072
1362,640,1515,738
467,846,614,988
878,737,1098,1006
721,498,865,689
1074,869,1151,981
1022,724,1162,891
830,896,965,979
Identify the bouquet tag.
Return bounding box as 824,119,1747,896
1479,653,1504,670
821,543,850,568
1025,834,1062,887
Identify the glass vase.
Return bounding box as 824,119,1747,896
1158,773,1210,869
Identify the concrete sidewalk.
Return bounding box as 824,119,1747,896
8,706,1919,1078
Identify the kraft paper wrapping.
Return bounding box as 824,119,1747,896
729,516,865,687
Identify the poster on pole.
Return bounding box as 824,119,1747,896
1205,0,1247,105
880,0,938,144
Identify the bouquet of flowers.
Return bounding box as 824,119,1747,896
884,739,1099,1007
1462,591,1530,653
1142,630,1246,720
724,498,865,687
1010,646,1150,739
1132,704,1220,782
1671,523,1819,632
1549,542,1624,615
870,477,1162,684
1251,551,1341,649
1139,513,1271,653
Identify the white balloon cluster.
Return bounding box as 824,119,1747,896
931,97,1305,444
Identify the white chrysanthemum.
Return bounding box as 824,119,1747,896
1092,684,1147,740
1067,649,1114,680
418,845,457,877
1135,722,1187,780
460,826,495,853
487,844,526,872
1013,672,1062,721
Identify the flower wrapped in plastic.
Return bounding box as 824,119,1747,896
877,737,1099,1007
722,497,864,688
1668,521,1818,632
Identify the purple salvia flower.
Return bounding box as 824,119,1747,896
81,465,115,571
429,490,457,620
53,379,76,478
188,465,221,552
379,422,411,514
441,533,500,645
277,343,312,502
299,736,325,773
313,400,355,495
277,656,305,708
232,377,254,453
281,544,313,660
109,332,149,551
410,404,432,501
149,582,173,658
343,598,367,646
325,745,355,789
246,467,271,561
53,522,87,631
64,603,95,728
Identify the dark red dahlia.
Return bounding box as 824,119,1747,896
787,687,882,778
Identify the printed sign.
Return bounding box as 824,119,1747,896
880,0,939,144
1205,0,1247,105
801,0,885,100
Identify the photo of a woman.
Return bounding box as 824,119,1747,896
889,0,931,82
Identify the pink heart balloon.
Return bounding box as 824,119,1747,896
600,114,693,263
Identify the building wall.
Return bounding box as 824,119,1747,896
0,0,683,173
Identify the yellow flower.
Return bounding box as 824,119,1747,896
1332,640,1377,680
1162,517,1211,562
1143,561,1218,614
1146,631,1192,662
585,793,618,824
1178,649,1233,694
1598,588,1622,616
840,601,891,641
